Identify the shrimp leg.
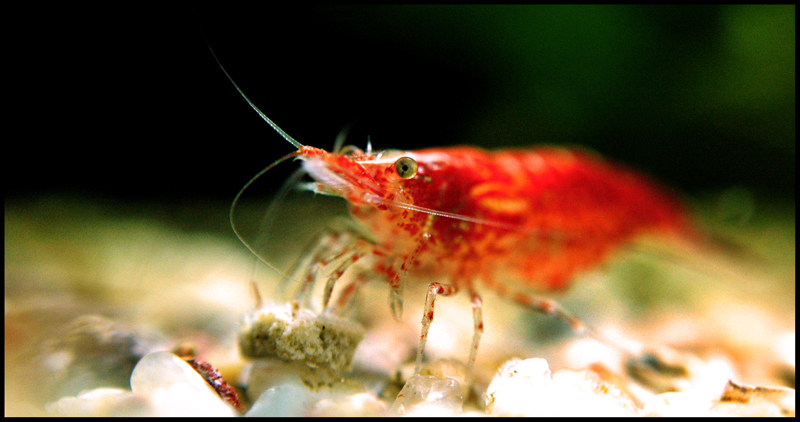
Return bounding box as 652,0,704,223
466,290,483,376
278,231,336,302
513,290,648,360
415,282,458,373
327,272,370,315
388,229,432,321
284,229,371,311
318,243,369,312
513,292,587,334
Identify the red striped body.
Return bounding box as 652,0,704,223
299,144,695,297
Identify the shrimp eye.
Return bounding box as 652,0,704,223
394,157,418,179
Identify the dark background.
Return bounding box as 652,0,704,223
9,5,795,204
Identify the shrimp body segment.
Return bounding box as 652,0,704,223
297,144,694,298
288,143,697,373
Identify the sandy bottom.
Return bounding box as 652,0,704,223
5,191,794,416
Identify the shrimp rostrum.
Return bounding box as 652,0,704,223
218,52,698,375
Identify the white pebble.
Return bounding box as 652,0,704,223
129,351,236,416
642,391,713,416
389,374,463,416
245,380,320,417
485,357,638,416
310,392,387,417
245,378,385,417
45,388,142,416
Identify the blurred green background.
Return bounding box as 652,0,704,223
9,5,794,202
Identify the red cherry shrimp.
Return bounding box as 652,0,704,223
212,48,701,375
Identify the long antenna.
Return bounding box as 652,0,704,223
203,40,306,262
206,44,304,150
228,151,302,264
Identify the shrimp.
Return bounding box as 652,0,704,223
213,49,699,375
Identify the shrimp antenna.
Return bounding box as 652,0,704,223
332,119,355,153
229,151,302,265
206,44,304,149
204,43,306,263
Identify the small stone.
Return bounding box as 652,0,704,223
626,346,735,398
245,376,384,417
417,359,469,400
238,303,364,372
485,357,551,416
710,400,788,417
641,380,796,417
129,351,236,416
44,388,143,416
712,379,795,417
389,374,463,416
245,380,320,417
642,391,713,416
183,357,242,411
244,359,350,402
485,357,638,416
310,392,387,416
